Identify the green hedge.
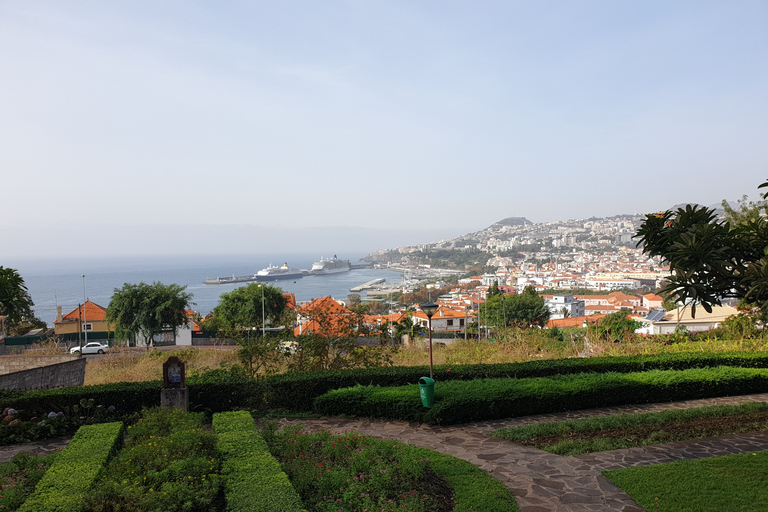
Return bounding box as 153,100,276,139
4,374,262,418
213,411,305,512
260,351,768,411
19,421,124,512
6,351,768,420
314,366,768,425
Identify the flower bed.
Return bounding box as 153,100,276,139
260,422,518,512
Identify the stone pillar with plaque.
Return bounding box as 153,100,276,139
160,356,188,412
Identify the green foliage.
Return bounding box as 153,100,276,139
593,310,642,341
213,411,305,512
493,402,768,455
0,451,54,511
484,287,550,328
19,422,124,512
86,408,221,512
261,423,517,512
313,366,768,425
604,451,768,511
107,281,193,348
636,180,768,318
0,267,36,326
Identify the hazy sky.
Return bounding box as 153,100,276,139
2,1,767,259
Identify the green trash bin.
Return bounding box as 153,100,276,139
419,377,435,408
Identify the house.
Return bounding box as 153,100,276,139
544,295,586,319
635,305,738,335
642,293,664,310
293,296,356,337
54,301,111,337
412,305,475,333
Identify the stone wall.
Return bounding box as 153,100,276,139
0,356,86,391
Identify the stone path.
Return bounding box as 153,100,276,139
282,392,768,512
1,393,767,511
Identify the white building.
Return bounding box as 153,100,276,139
545,295,586,320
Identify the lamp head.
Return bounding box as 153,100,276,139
420,302,439,318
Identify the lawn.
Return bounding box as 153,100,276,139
492,402,768,455
603,451,768,511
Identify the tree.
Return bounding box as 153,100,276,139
636,180,768,318
209,283,288,378
0,266,35,325
484,287,550,328
288,298,396,372
107,281,193,349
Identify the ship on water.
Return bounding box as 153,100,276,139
310,255,351,275
204,263,304,285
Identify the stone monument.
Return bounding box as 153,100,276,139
160,356,188,411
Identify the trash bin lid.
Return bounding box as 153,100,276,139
418,377,435,385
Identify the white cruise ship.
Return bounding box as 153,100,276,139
311,255,351,275
255,263,304,281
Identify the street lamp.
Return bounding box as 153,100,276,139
420,302,438,379
260,284,266,338
81,274,88,351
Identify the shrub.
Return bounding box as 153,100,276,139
314,367,768,425
19,421,124,512
86,408,221,512
213,411,305,512
260,351,768,412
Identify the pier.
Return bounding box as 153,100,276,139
350,278,385,292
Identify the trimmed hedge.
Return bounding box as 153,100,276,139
213,411,305,512
19,421,124,512
261,351,768,411
6,352,768,419
314,366,768,425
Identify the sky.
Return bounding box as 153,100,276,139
1,1,767,260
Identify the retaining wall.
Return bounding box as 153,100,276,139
0,356,86,391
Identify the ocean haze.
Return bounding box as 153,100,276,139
1,224,465,264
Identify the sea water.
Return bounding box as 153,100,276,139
15,254,403,324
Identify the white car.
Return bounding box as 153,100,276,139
70,342,110,355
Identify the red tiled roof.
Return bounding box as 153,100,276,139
58,301,108,323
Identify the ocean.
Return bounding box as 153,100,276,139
15,253,403,324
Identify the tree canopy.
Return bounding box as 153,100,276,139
209,283,287,337
484,286,550,328
107,281,193,348
636,179,768,318
0,266,35,325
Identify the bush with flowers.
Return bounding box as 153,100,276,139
0,451,54,511
84,408,222,512
259,423,518,512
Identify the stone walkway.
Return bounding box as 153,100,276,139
1,393,767,511
282,392,768,512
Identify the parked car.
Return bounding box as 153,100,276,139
70,342,109,355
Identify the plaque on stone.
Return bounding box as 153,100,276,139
162,356,186,389
161,356,188,411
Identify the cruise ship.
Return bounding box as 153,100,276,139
204,263,303,284
255,263,304,281
311,255,351,275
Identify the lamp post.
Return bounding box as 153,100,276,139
260,284,266,339
420,302,438,379
81,274,88,351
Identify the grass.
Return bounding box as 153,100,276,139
0,451,56,511
603,451,768,511
259,422,518,512
83,347,239,385
492,402,768,455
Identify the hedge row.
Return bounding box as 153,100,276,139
5,374,262,417
262,351,768,411
5,352,768,418
19,421,124,512
213,411,306,512
314,366,768,425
